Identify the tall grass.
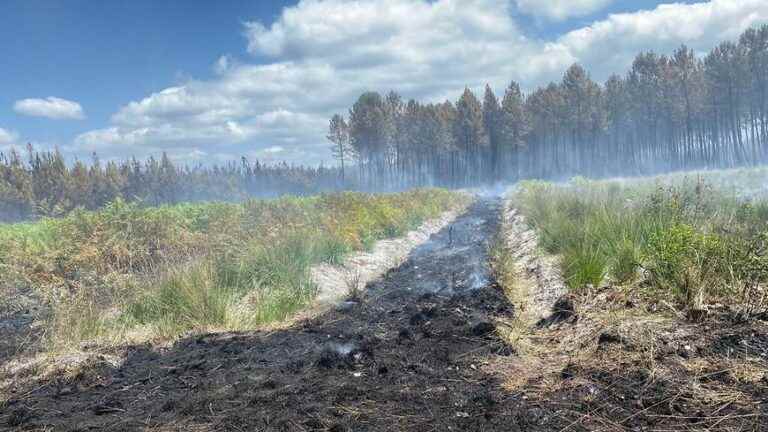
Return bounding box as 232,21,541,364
0,189,465,350
513,174,768,311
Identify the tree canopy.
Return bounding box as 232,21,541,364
333,24,768,187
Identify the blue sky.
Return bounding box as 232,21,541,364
1,1,292,147
1,0,766,165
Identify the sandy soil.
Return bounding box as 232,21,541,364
499,202,567,322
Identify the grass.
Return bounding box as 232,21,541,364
0,189,466,351
489,236,537,357
512,172,768,312
489,169,768,430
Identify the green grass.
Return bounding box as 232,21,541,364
513,170,768,310
0,189,466,350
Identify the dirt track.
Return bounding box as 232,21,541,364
5,198,768,431
4,199,538,431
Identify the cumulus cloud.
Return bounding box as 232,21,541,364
74,0,768,164
552,0,768,80
262,145,285,154
515,0,613,21
14,97,85,120
76,0,553,163
0,127,20,153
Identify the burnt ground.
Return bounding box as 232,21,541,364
0,289,46,365
3,198,768,431
2,199,526,431
510,308,768,431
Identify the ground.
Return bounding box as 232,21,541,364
2,198,767,431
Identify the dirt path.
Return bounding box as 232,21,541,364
4,198,540,431
310,205,462,306
5,197,768,431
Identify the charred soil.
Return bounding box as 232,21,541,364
4,198,767,431
3,199,526,431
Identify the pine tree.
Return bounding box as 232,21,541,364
327,114,353,183
482,85,502,180
455,88,487,185
499,81,530,179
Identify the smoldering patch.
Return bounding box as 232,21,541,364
316,341,374,369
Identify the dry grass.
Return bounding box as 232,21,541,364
1,189,465,357
345,270,363,301
491,284,766,430
492,187,767,430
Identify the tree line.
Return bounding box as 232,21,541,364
3,25,767,221
329,25,768,187
0,146,343,221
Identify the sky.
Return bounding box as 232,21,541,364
1,0,767,166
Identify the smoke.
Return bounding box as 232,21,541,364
469,271,490,290
468,182,516,198
328,342,356,356
395,198,498,297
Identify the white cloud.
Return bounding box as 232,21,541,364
73,0,768,165
516,0,613,21
14,97,85,120
213,54,235,74
0,127,18,145
76,0,552,163
552,0,768,80
0,127,20,153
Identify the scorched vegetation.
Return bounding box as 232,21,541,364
0,189,463,353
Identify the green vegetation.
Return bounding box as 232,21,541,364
0,189,464,350
513,173,768,311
